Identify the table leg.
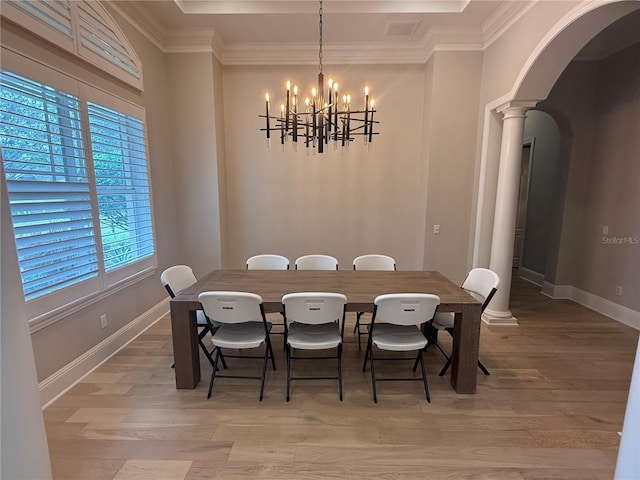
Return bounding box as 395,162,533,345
450,303,481,393
170,301,200,389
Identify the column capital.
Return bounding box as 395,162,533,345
496,100,539,118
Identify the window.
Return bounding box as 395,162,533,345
0,64,155,319
87,102,154,272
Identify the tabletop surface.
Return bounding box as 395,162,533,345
172,270,479,312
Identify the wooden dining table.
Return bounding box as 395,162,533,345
169,269,483,394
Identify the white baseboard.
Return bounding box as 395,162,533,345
39,299,169,408
518,267,545,287
542,282,640,330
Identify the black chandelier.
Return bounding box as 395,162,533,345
259,0,379,153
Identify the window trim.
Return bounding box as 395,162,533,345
1,46,157,328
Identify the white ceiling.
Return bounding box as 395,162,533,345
114,0,640,64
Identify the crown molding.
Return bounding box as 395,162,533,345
106,1,166,53
482,0,537,49
221,42,431,65
110,1,524,65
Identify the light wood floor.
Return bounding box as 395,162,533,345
44,278,638,479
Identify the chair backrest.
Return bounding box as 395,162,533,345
161,265,197,298
246,254,290,270
282,292,347,326
294,254,339,270
373,294,440,327
461,268,500,311
198,291,263,324
353,254,396,271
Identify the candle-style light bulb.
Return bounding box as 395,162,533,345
293,85,298,95
333,82,338,92
328,78,333,88
312,87,317,98
265,92,271,142
286,80,291,91
305,97,310,107
346,94,351,105
364,85,369,96
370,99,375,108
280,104,285,114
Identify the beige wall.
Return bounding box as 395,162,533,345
165,52,224,277
521,110,562,275
547,44,640,310
423,51,483,284
221,64,427,270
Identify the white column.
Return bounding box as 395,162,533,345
483,102,536,325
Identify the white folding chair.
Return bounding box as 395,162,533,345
161,265,226,370
430,268,500,376
352,254,396,350
363,293,440,403
282,292,347,401
294,254,339,270
198,291,276,400
246,254,290,270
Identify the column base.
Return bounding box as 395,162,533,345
482,308,519,326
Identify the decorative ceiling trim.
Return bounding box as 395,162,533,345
173,0,471,15
106,1,166,53
482,0,537,49
110,1,533,65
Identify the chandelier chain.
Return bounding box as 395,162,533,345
318,0,323,73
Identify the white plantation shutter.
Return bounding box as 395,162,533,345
2,0,143,90
76,1,142,87
2,0,74,52
87,102,154,272
0,70,99,301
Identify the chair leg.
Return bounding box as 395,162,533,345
412,351,421,372
266,335,277,371
259,344,269,401
354,312,363,333
286,343,291,402
338,343,343,401
418,350,431,403
218,349,228,369
207,348,221,399
478,359,491,375
362,335,373,372
199,338,216,367
439,357,452,376
369,345,377,403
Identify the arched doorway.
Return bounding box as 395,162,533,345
476,0,640,325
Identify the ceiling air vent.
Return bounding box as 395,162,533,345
385,21,421,37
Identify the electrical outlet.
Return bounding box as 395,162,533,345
615,286,623,296
433,224,440,235
100,314,108,328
